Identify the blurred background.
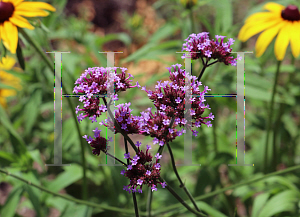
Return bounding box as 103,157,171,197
0,0,300,216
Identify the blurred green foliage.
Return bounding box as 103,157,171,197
0,0,300,216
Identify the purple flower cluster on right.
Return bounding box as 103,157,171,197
181,32,238,66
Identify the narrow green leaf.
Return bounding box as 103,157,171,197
257,190,300,217
24,185,42,217
195,201,228,217
0,40,7,59
0,105,27,155
46,164,83,192
0,186,23,217
148,23,179,43
16,41,25,70
23,89,42,135
252,192,270,217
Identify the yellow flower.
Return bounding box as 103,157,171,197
238,3,300,61
0,56,22,107
0,0,56,54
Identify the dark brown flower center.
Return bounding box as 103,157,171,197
0,2,14,23
281,5,300,21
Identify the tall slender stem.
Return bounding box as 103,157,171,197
158,177,206,216
124,138,139,217
166,142,203,213
146,116,176,216
19,28,88,200
146,187,153,217
197,58,208,81
264,61,281,173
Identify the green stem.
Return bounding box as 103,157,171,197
146,116,175,216
166,142,202,213
2,165,300,216
19,28,88,200
158,177,206,216
0,169,144,215
124,138,139,217
197,58,208,82
153,164,300,215
146,187,153,217
264,60,281,173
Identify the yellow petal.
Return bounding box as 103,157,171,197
263,2,285,13
255,22,285,57
10,0,24,7
290,21,300,58
0,24,8,45
274,22,291,61
9,14,34,30
245,12,279,24
16,2,56,12
0,89,17,97
14,9,50,17
238,18,281,42
3,21,18,54
0,56,16,70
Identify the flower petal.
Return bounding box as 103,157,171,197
274,22,291,61
0,24,8,44
14,9,49,17
290,21,300,58
3,21,18,54
245,12,279,23
16,2,56,12
10,0,24,7
9,14,34,30
238,18,281,42
255,22,285,57
0,56,16,70
263,2,285,13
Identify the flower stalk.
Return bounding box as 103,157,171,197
124,137,140,217
264,60,282,173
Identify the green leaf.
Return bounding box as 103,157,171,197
0,186,23,217
46,164,83,192
61,204,93,217
213,0,233,33
148,23,179,43
282,114,298,139
251,192,270,217
0,40,7,59
0,104,27,155
257,190,300,217
24,185,42,217
23,89,42,135
16,41,25,70
195,201,228,217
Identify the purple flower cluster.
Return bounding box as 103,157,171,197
140,63,214,142
73,67,139,123
121,143,166,194
83,127,111,156
138,107,178,146
181,32,237,66
100,102,142,135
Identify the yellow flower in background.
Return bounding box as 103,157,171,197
238,2,300,61
0,0,56,54
0,56,22,107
